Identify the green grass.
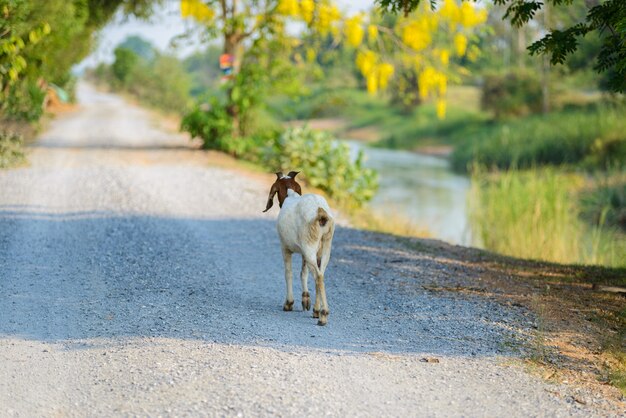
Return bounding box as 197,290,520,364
470,167,626,268
270,86,625,175
452,103,626,173
267,86,489,149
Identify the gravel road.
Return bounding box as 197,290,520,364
0,83,618,417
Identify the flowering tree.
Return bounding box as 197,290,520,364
181,0,486,126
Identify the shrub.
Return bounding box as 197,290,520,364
112,47,139,85
262,126,378,206
181,98,233,151
0,131,25,168
481,71,543,119
2,81,47,122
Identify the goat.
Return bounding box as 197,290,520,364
263,171,335,326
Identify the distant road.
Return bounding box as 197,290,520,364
0,83,610,416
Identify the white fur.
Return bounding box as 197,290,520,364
276,191,335,325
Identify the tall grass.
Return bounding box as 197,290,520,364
470,167,626,268
453,103,626,173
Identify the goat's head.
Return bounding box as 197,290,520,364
263,171,302,212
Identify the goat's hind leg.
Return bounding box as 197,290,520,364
282,248,294,311
300,257,311,311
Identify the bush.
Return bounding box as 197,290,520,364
0,131,25,168
181,98,233,150
127,55,191,113
262,126,378,206
112,47,139,85
481,71,543,119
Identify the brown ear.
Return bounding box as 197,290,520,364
287,171,299,179
263,183,278,212
275,172,283,180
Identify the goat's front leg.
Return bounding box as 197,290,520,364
282,248,294,311
301,257,311,311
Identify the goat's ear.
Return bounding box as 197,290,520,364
275,172,283,180
263,183,278,213
287,171,299,179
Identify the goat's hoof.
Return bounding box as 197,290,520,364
302,292,311,311
312,309,320,318
317,309,329,326
283,300,294,311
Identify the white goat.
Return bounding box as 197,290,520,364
263,171,335,326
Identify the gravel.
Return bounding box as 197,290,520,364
0,83,620,417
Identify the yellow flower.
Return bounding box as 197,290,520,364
439,0,459,23
436,99,446,119
459,2,487,27
366,73,378,95
367,25,378,42
440,49,450,66
300,0,314,23
356,50,377,76
345,14,365,47
454,33,467,56
401,19,432,51
277,0,299,16
180,0,214,23
378,63,395,90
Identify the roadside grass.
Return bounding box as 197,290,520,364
346,206,432,239
470,167,626,269
0,131,26,169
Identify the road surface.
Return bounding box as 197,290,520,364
0,84,616,416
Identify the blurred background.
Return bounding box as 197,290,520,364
1,0,625,268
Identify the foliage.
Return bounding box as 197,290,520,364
181,98,234,151
481,70,543,118
100,39,192,113
118,35,156,61
112,47,139,84
183,46,223,97
452,103,626,172
375,0,626,93
128,54,191,113
0,131,25,168
262,126,379,206
470,167,626,268
1,0,160,123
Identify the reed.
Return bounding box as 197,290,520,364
470,167,626,268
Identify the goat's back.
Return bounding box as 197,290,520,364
277,194,334,252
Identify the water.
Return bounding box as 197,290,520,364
348,141,472,245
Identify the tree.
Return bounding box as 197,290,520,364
375,0,626,93
181,0,485,133
1,0,160,122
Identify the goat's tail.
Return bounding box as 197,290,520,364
314,207,334,269
316,207,331,228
